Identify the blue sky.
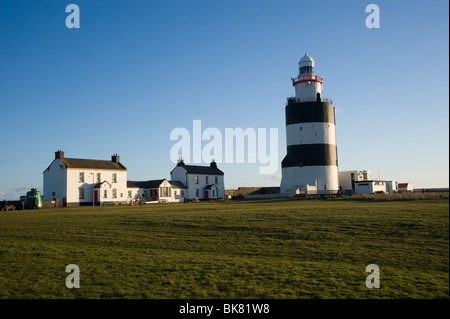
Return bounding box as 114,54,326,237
0,0,448,199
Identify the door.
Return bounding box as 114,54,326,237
94,190,99,205
204,190,208,200
151,189,157,201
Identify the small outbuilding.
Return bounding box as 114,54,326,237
354,180,386,194
398,183,413,193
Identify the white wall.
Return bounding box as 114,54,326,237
286,122,336,146
126,187,140,202
295,80,322,101
43,159,67,206
171,166,225,200
385,181,398,193
171,166,187,186
355,181,386,194
338,170,371,191
281,166,339,195
67,169,127,205
159,179,185,203
185,173,224,199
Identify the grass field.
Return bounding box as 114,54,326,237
0,198,448,299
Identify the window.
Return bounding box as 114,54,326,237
128,190,132,198
196,189,199,197
79,188,85,199
104,190,107,198
212,189,215,197
299,65,314,74
195,176,199,184
112,173,117,183
181,190,185,197
324,184,327,190
299,126,302,131
112,189,117,198
206,176,209,184
120,193,123,198
97,173,101,183
215,177,218,185
79,172,85,182
160,187,171,197
52,192,55,196
174,190,177,196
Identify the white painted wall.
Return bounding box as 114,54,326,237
43,159,67,206
171,166,187,186
281,166,339,195
286,122,336,146
171,166,225,199
338,170,371,191
159,179,185,203
294,81,322,101
398,183,413,192
66,169,127,205
126,187,140,202
355,181,386,194
385,181,398,193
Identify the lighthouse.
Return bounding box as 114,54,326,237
280,54,339,195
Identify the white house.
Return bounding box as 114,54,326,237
354,180,386,194
127,179,186,203
338,170,371,193
43,151,128,207
170,160,225,200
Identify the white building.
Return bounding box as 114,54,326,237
43,151,128,207
385,181,398,193
280,54,339,195
354,180,386,194
170,160,225,200
44,151,226,206
339,170,371,193
398,183,413,192
127,179,186,203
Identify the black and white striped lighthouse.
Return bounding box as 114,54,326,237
280,54,339,195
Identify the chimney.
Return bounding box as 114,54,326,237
177,157,185,166
55,150,64,160
210,160,217,168
111,154,120,163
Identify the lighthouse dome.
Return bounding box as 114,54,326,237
298,54,315,74
299,54,314,65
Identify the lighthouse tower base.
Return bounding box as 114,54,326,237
280,165,339,196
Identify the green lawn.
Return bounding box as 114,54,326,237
0,199,448,298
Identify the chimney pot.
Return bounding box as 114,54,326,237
55,150,64,160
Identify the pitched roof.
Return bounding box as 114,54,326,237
62,158,126,170
204,184,218,190
127,179,166,189
169,181,186,189
94,181,112,188
173,164,224,175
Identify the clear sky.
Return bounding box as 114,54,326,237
0,0,448,199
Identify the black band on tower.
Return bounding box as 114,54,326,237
286,101,335,125
281,144,338,168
